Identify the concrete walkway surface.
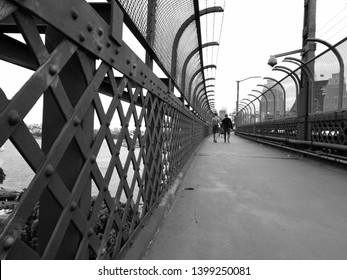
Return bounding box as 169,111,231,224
144,134,347,260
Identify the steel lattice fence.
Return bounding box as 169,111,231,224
0,0,210,259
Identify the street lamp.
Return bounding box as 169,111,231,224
267,48,304,67
236,76,261,119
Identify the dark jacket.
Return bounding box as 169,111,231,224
221,117,233,129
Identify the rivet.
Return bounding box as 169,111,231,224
73,116,81,126
3,235,15,251
125,123,129,127
70,201,77,211
126,59,131,64
115,49,119,55
103,186,108,192
106,41,111,48
45,164,54,177
98,28,103,36
97,43,103,51
7,110,20,125
116,150,120,156
49,65,58,75
79,32,85,42
106,120,111,127
129,72,133,76
110,58,115,64
90,155,96,163
100,247,106,256
71,8,79,20
87,227,94,237
87,22,93,32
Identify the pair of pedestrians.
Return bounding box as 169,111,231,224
212,113,233,143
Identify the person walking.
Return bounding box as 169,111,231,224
221,114,233,143
211,113,220,143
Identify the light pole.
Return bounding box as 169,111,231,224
236,76,261,120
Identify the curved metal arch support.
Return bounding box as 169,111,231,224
192,80,206,105
237,106,247,126
256,84,277,119
201,98,209,109
307,38,345,110
241,98,256,124
198,89,214,103
283,57,316,113
188,64,216,107
273,65,300,102
252,89,268,121
181,42,219,91
261,78,287,118
193,82,215,103
205,77,216,83
196,87,208,104
171,7,223,80
238,102,251,125
236,108,244,126
240,106,251,125
283,57,314,80
248,94,263,122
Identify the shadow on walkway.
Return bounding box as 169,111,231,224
145,134,347,260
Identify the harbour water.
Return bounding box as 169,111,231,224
0,139,142,201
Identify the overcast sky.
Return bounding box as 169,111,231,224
214,0,347,114
1,1,347,124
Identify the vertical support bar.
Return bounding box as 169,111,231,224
145,0,156,210
39,28,94,259
298,0,316,140
110,0,123,45
145,0,157,68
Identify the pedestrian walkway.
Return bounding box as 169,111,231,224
144,133,347,260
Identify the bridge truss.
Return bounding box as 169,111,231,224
0,0,224,259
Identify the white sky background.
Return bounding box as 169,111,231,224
1,0,347,124
214,0,347,114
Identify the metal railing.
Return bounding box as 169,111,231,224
0,0,214,259
236,36,347,159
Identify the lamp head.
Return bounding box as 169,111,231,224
267,55,277,67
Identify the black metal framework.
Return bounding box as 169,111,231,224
0,0,214,259
236,35,347,156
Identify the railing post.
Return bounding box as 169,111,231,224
297,0,316,141
39,28,94,259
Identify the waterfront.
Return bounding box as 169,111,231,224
0,139,142,200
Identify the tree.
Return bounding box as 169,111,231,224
0,167,5,184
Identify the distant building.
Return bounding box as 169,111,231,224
260,80,284,120
312,79,328,113
323,73,347,112
219,108,227,119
